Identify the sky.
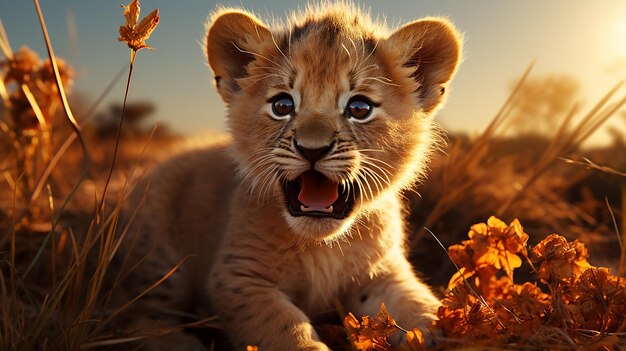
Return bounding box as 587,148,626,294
1,0,626,144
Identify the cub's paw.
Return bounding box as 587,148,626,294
141,332,206,351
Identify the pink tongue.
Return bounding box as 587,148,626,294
297,170,339,209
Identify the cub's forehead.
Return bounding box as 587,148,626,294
261,13,388,98
278,10,383,63
291,24,368,79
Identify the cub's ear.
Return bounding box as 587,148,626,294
206,10,271,103
386,18,462,113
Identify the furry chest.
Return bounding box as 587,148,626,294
279,241,379,313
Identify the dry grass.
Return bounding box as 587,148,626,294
408,67,626,288
1,2,626,350
0,2,204,350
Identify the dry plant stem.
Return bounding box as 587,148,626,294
30,64,127,203
0,82,21,154
9,0,90,279
33,0,90,174
424,227,505,330
0,20,13,60
32,0,91,243
57,129,157,340
97,256,191,331
542,103,579,165
67,208,122,347
98,51,135,222
0,78,10,106
20,84,51,161
80,128,159,339
12,0,91,280
46,184,56,284
562,157,626,180
22,207,120,348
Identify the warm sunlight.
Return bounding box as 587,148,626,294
616,13,626,56
1,1,626,350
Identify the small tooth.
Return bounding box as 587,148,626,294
300,205,334,213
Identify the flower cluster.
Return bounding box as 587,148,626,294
447,216,529,296
344,304,425,351
435,217,625,348
1,44,76,217
118,0,159,53
344,216,625,350
2,46,74,130
531,233,591,282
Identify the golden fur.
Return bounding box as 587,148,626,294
119,3,461,350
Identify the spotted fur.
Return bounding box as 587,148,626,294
119,2,462,350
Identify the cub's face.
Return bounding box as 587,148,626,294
207,5,461,242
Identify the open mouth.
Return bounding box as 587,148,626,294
283,170,355,219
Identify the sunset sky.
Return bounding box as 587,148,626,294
2,0,626,144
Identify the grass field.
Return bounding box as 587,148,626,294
1,1,625,350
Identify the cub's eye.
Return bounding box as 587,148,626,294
346,96,373,121
271,94,295,118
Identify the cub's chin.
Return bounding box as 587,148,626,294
283,212,358,242
281,170,358,242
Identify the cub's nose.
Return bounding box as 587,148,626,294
294,141,334,164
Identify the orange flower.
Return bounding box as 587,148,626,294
506,282,551,320
344,304,399,351
448,243,474,270
437,300,498,340
426,218,625,349
477,273,510,300
3,46,40,84
469,217,527,278
465,301,498,336
447,243,477,289
570,239,592,277
118,0,160,52
567,267,626,331
440,283,476,311
531,234,590,282
436,283,497,339
398,328,425,351
447,216,529,290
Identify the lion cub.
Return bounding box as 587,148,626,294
120,3,461,350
